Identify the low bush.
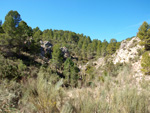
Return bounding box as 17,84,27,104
137,48,145,56
141,51,150,75
0,55,27,80
0,80,22,112
28,71,64,113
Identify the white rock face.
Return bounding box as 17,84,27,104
93,57,105,69
112,37,150,83
113,37,143,64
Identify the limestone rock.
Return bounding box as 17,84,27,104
60,47,70,58
40,40,52,57
113,37,143,64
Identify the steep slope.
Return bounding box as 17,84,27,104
87,37,150,82
112,37,150,82
113,37,143,72
113,37,142,64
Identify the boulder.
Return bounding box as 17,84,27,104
40,40,52,58
60,47,70,58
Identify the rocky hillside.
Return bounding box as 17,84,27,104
112,37,146,83
110,37,150,83
85,37,150,83
113,37,143,64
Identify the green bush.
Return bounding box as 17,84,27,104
62,75,150,113
141,51,150,75
0,55,27,80
137,48,145,56
28,72,64,113
103,61,124,77
0,80,22,112
63,58,79,87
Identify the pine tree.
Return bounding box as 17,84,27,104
92,39,98,53
0,20,4,33
101,39,108,57
81,38,88,59
18,21,32,37
63,58,79,87
107,38,117,55
52,44,64,70
96,40,102,56
82,37,91,59
1,10,23,56
87,43,94,59
137,21,150,50
2,10,21,36
33,29,42,42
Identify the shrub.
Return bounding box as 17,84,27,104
62,74,150,113
141,51,150,75
0,55,27,80
63,58,79,87
103,61,124,77
28,71,64,112
137,48,145,56
0,80,22,112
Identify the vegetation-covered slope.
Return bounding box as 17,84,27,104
0,10,150,113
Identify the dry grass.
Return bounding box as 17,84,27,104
1,63,150,113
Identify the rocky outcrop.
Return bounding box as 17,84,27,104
93,57,105,69
40,40,52,58
112,37,143,74
112,37,150,83
113,37,143,64
60,47,70,58
39,41,70,59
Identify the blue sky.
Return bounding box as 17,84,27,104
1,0,150,42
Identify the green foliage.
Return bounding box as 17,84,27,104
126,37,133,41
2,10,21,35
137,48,145,56
92,39,98,52
96,40,102,56
33,29,42,42
101,39,108,56
116,42,121,50
25,38,41,54
87,43,94,59
62,74,150,113
0,55,27,80
81,37,89,59
1,10,150,113
18,21,32,37
0,11,28,56
137,21,150,50
28,72,64,113
42,29,53,41
141,51,150,74
39,65,61,84
0,80,22,112
51,44,64,69
0,10,122,63
83,64,96,86
63,58,79,87
0,20,4,33
137,21,149,40
107,38,117,55
103,60,127,77
0,10,41,58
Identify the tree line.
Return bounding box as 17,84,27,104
0,10,120,61
0,10,122,87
